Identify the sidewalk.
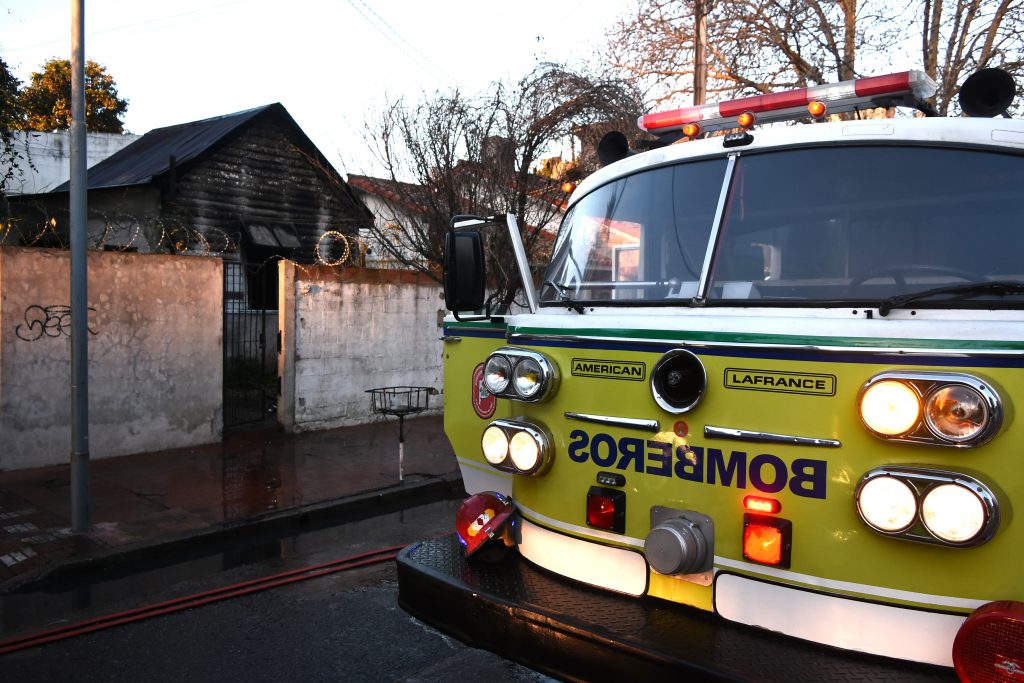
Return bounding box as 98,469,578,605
0,415,459,592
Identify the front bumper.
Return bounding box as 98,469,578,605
396,534,956,682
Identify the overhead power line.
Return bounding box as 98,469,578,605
344,0,451,82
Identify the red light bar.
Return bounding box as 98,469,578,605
638,70,936,136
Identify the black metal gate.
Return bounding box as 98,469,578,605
223,260,278,429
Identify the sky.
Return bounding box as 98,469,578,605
1,0,635,177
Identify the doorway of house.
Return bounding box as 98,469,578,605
223,260,279,430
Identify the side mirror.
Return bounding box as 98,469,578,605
443,230,485,312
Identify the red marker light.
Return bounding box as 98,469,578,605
586,486,625,533
744,496,781,514
743,514,792,568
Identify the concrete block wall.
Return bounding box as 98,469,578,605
279,263,444,432
0,247,223,470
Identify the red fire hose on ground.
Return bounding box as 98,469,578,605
0,544,403,655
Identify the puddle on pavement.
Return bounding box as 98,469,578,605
0,497,461,639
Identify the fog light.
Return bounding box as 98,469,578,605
860,380,921,436
925,385,988,443
484,355,511,394
481,426,509,465
513,357,544,399
921,483,985,543
509,431,540,472
856,475,917,533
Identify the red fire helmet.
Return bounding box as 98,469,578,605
455,491,515,557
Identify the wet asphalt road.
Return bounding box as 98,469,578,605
0,499,553,682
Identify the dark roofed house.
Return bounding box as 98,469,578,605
8,103,372,269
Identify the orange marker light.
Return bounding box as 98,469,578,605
744,496,781,514
737,111,756,128
561,181,577,194
742,514,792,568
744,524,783,565
808,100,827,118
682,122,701,138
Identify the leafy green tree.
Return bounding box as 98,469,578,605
18,58,128,132
1,56,25,209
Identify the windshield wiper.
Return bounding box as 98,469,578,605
542,280,585,314
878,281,1024,316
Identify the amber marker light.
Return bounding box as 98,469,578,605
743,514,792,567
737,111,756,128
860,380,921,436
808,100,827,118
561,181,576,194
682,122,701,138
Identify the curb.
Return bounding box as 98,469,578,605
1,470,465,595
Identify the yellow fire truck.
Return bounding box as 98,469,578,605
397,69,1024,682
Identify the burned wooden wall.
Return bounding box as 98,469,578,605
166,114,371,264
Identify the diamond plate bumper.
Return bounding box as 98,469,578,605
396,534,956,682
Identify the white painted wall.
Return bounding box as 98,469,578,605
1,131,140,195
278,264,445,432
0,247,223,470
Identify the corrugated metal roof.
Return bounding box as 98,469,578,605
54,105,275,191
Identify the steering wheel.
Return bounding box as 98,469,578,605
851,265,984,288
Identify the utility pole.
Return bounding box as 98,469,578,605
694,0,708,105
70,0,91,532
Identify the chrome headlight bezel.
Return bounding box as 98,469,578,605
857,371,1002,448
854,466,1000,547
479,418,553,476
482,347,559,403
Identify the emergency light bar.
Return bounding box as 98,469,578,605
638,71,937,136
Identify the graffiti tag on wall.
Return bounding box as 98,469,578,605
15,305,98,341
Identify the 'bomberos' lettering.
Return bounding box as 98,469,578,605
567,429,827,499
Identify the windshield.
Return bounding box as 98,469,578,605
541,145,1024,307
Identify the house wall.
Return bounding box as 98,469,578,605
0,131,140,196
0,247,223,470
278,263,445,432
171,117,369,260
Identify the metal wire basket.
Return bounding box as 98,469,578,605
366,386,437,482
366,386,433,417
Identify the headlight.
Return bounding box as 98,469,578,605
480,348,558,402
484,355,511,394
513,357,543,399
925,385,988,443
858,372,1002,447
855,467,999,547
856,476,917,532
479,419,552,476
921,483,986,543
482,426,509,465
860,380,920,436
509,431,540,471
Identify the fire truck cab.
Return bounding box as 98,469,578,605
397,70,1024,682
